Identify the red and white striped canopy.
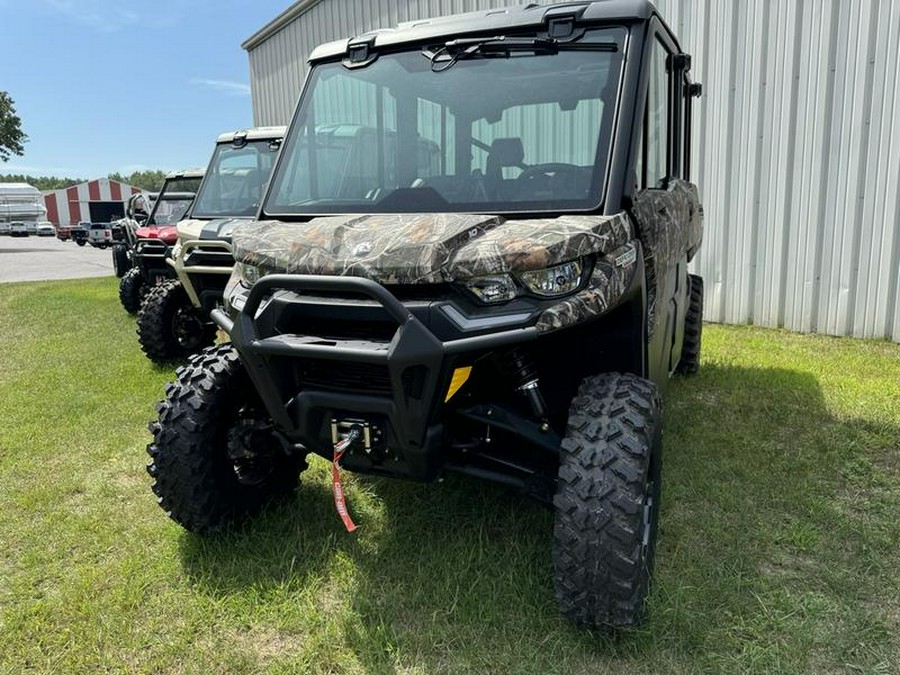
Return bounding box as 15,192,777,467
43,178,149,226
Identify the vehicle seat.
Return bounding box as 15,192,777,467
235,169,264,215
246,169,266,199
485,138,525,199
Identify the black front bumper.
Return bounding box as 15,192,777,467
134,238,175,283
212,274,538,481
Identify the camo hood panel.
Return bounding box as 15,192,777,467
449,213,633,280
231,212,633,284
232,214,502,284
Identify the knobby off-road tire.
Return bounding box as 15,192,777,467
118,267,146,314
147,344,306,534
553,372,662,629
676,274,703,375
137,278,217,365
112,244,129,278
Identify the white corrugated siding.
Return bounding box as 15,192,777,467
247,0,900,342
247,0,524,126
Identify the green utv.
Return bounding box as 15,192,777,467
148,0,704,630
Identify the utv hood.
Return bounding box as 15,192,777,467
176,217,248,244
135,225,178,244
232,212,633,284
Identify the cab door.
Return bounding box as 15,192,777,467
628,20,700,385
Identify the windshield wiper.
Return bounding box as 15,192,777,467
447,35,559,52
425,36,559,71
425,36,617,72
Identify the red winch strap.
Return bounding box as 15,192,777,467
331,439,358,533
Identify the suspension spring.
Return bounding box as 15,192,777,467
498,348,549,422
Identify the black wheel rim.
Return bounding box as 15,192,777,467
226,417,283,487
172,306,206,350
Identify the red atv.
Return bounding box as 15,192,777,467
116,170,203,314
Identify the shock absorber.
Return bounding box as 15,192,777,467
499,348,549,423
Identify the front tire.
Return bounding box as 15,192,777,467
553,372,662,629
118,267,145,314
147,345,306,534
137,278,217,364
112,244,130,278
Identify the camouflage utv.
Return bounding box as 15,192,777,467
148,0,704,630
136,127,285,364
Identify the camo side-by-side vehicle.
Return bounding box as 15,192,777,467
135,127,285,364
149,0,704,629
117,170,203,314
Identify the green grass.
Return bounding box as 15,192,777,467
1,277,899,673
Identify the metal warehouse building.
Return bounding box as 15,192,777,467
243,0,900,342
42,177,147,227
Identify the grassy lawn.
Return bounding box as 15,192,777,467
1,277,899,673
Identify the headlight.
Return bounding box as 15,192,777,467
238,262,262,286
519,260,584,297
223,267,245,312
464,274,517,304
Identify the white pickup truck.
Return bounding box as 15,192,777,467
87,222,114,248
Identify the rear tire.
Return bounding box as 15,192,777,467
112,244,129,277
76,239,86,247
119,267,146,314
675,274,703,375
553,372,662,629
147,345,306,534
137,278,217,364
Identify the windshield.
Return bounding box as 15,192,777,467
191,140,281,218
265,27,626,216
149,177,201,226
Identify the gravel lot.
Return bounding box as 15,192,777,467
0,234,114,283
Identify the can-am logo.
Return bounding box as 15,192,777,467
352,242,373,257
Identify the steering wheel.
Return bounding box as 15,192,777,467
516,163,582,182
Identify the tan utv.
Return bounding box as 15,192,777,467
136,127,285,363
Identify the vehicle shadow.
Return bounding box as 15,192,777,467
0,246,59,254
177,363,900,671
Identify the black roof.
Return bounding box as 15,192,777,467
309,1,661,63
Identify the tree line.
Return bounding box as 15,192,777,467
0,170,169,192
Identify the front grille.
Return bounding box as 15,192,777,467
402,365,427,401
185,248,233,268
288,316,396,342
298,283,454,303
297,359,391,395
392,283,455,301
274,298,398,342
136,240,168,256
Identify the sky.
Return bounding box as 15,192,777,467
0,0,294,179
